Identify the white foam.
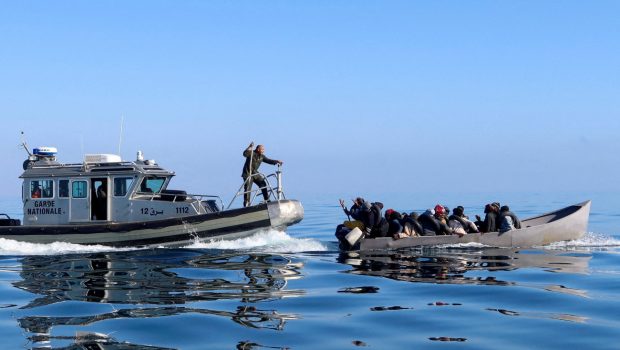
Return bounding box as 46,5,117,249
186,229,328,253
0,238,129,256
543,232,620,249
436,242,491,249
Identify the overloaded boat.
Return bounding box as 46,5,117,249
337,200,591,250
0,144,303,247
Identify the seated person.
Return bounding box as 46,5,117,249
448,206,479,236
498,205,521,232
480,203,500,233
365,202,389,238
402,212,423,237
418,206,453,236
385,210,404,239
339,197,368,222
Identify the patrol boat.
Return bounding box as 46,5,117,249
0,146,304,247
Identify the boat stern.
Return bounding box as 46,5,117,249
267,200,304,229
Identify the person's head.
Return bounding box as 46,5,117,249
484,203,492,213
500,205,510,213
255,145,265,155
385,209,395,219
453,206,464,217
355,197,364,205
374,202,384,210
434,204,445,218
491,202,500,212
410,212,419,220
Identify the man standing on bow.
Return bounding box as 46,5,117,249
241,142,283,207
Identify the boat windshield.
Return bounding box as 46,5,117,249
139,176,166,194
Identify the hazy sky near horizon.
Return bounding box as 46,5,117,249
1,1,619,201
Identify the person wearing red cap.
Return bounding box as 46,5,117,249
418,205,453,236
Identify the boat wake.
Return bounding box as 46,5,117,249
186,229,328,253
543,232,620,249
0,238,135,256
0,230,326,256
435,242,491,249
414,232,620,250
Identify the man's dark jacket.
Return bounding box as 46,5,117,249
242,148,278,178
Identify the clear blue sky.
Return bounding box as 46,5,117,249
1,1,619,200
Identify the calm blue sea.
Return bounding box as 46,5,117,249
1,192,619,350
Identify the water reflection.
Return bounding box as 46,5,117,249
487,307,588,323
13,249,304,349
338,248,591,287
28,332,176,350
16,249,304,307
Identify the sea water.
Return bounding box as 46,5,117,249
0,193,619,350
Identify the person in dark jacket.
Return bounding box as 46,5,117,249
402,212,424,236
481,203,500,232
339,197,368,221
386,210,404,238
498,205,521,232
418,206,453,236
365,202,389,238
448,206,479,236
241,142,282,207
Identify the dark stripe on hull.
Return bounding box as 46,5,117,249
0,204,273,247
94,218,274,247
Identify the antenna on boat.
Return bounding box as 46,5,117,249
19,131,33,157
118,115,125,157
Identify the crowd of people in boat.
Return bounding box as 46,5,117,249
337,197,521,240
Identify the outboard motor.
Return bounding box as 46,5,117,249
335,224,364,250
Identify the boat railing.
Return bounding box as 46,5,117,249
227,164,286,209
135,191,224,214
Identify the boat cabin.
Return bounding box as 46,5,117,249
20,148,219,226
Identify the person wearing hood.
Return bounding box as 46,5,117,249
498,205,521,233
402,212,423,237
385,210,404,238
448,206,479,236
480,202,500,233
364,202,389,238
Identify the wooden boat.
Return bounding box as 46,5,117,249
342,200,591,251
0,145,303,248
